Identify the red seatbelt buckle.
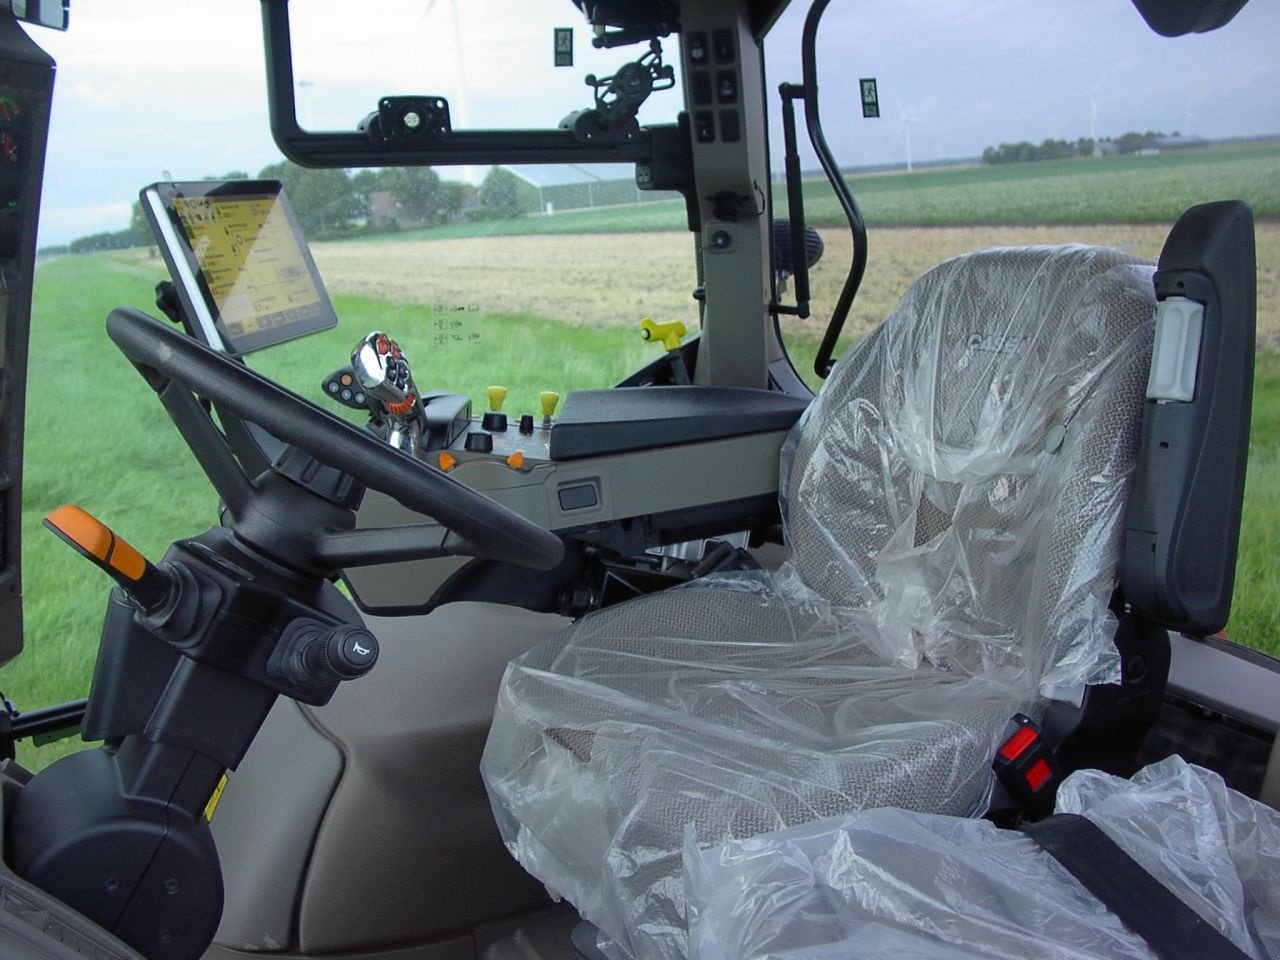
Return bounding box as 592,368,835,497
992,713,1063,818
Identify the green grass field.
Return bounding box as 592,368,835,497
1233,351,1280,649
382,142,1280,242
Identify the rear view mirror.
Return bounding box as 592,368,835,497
3,1,69,31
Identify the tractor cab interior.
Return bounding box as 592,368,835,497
0,1,1276,959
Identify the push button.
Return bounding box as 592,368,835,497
687,30,709,66
691,71,712,106
720,110,740,143
694,111,716,143
558,484,598,511
712,29,734,64
464,431,493,453
716,70,737,103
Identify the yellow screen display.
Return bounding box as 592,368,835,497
175,194,328,348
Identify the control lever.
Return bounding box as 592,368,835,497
351,331,426,457
271,618,380,689
43,505,174,611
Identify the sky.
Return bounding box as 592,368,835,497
23,0,1280,246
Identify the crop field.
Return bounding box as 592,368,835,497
313,221,1280,366
386,142,1280,242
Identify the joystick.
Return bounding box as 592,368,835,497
351,332,426,457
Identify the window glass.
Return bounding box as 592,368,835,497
761,1,1280,390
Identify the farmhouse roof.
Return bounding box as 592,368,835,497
501,163,632,187
1149,134,1208,149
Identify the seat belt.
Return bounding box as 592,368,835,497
1021,814,1253,960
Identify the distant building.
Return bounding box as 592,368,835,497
502,164,654,215
1147,134,1209,152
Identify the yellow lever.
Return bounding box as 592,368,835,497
539,390,560,419
640,317,686,352
486,385,507,411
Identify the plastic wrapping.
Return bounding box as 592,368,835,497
685,758,1280,960
482,245,1157,959
779,245,1156,688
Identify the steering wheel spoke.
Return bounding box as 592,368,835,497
155,375,258,519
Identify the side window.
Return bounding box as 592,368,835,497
763,2,1278,393
761,0,1278,652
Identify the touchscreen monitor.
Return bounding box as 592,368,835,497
141,179,338,354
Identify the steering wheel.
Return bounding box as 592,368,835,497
106,307,564,572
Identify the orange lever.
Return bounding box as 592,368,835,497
44,505,171,609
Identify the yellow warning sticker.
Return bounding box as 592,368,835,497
204,773,230,822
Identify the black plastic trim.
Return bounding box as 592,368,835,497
549,386,808,460
1121,201,1255,635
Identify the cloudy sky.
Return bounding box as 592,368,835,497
25,0,1280,246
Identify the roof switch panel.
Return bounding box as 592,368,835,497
1147,296,1204,403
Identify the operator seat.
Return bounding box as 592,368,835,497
483,244,1160,958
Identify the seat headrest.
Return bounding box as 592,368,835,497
878,245,1154,483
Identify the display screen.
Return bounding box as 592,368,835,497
143,180,338,354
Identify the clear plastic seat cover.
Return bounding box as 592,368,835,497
684,757,1280,960
482,245,1158,958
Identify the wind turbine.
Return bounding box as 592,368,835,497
894,98,923,173
1088,79,1100,149
1082,58,1137,157
296,79,315,130
422,0,477,181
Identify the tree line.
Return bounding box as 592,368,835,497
57,163,526,255
982,130,1177,165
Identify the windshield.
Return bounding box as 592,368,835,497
8,0,1279,773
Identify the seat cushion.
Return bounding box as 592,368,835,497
482,581,1034,959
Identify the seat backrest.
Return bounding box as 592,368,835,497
781,246,1157,691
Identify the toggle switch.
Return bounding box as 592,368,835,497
539,391,560,426
483,385,509,431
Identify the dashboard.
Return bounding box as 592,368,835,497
142,177,811,616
